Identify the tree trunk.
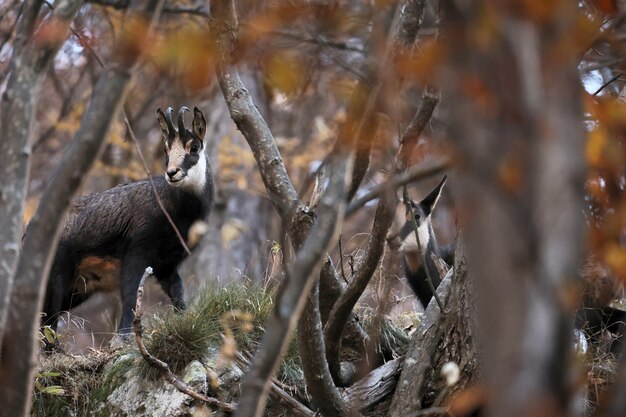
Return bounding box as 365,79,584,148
0,2,165,416
0,0,82,348
389,239,478,415
442,2,586,416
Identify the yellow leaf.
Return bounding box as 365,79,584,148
586,128,607,168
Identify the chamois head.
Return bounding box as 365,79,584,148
156,106,208,194
398,175,447,253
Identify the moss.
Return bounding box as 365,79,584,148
31,283,308,417
89,353,139,415
31,351,115,417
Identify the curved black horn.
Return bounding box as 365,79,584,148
165,107,175,134
178,106,190,134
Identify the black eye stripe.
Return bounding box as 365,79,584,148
181,153,199,172
187,138,202,151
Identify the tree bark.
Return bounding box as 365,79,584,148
0,0,81,351
0,2,164,416
389,239,478,415
443,2,586,416
298,273,353,416
212,3,357,415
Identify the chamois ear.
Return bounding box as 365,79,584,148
192,106,207,141
419,175,447,218
156,107,175,139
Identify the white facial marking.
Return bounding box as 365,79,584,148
399,218,431,253
183,149,207,195
417,221,431,250
166,140,186,182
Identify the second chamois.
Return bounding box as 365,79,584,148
396,176,454,309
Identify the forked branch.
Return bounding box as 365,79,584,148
211,1,354,416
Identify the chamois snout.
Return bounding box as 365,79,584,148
166,167,182,181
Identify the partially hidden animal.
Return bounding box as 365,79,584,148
576,257,626,353
395,176,626,353
40,106,214,339
396,175,454,309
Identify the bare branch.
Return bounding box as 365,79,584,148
234,351,315,417
345,158,449,218
398,86,440,171
261,28,365,53
324,186,396,382
33,66,89,152
87,0,210,18
388,268,454,416
347,111,377,202
211,0,299,218
0,0,79,351
298,272,354,417
592,71,623,96
324,85,440,384
0,2,164,415
342,357,403,411
133,268,237,413
236,149,353,417
394,0,428,53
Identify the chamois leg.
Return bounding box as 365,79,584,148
41,246,74,351
41,284,63,352
117,251,151,336
160,270,186,312
42,281,63,332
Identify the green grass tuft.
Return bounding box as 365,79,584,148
140,283,298,380
31,351,116,417
32,283,305,417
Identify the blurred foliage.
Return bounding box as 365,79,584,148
0,0,624,346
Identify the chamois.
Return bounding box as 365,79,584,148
41,106,214,340
396,176,454,308
396,177,626,353
576,258,626,353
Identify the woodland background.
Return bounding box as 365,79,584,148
1,0,626,416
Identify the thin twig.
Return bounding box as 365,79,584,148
247,26,365,53
338,234,349,284
123,116,192,256
592,71,623,96
133,267,236,413
45,10,193,256
234,351,315,417
345,158,449,218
